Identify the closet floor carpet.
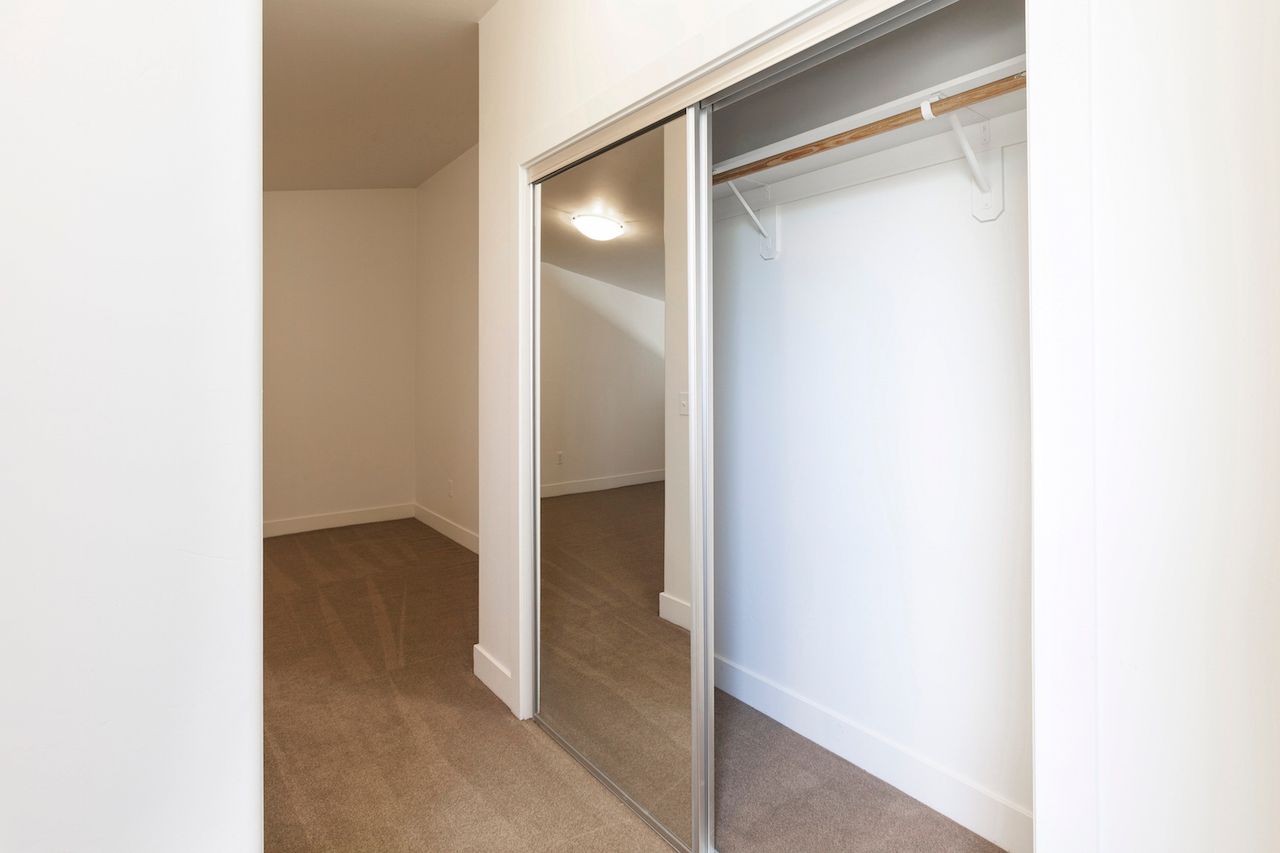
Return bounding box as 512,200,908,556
541,483,1003,853
264,519,667,852
714,693,1002,852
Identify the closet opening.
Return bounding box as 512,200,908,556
704,0,1031,850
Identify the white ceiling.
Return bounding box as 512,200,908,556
540,128,666,300
264,0,496,190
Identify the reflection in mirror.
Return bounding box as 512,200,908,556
536,116,691,849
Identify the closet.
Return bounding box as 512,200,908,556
707,0,1030,850
531,1,1032,851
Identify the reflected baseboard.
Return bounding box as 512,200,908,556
541,469,664,498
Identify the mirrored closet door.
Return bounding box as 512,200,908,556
535,116,693,850
531,2,1034,852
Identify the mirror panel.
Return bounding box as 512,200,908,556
536,116,692,849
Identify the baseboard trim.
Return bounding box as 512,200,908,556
658,591,691,630
413,504,479,554
540,469,664,498
473,644,518,714
715,656,1033,853
263,503,415,538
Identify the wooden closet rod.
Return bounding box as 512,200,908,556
711,72,1026,185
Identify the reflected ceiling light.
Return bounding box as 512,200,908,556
571,213,625,241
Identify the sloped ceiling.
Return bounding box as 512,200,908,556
264,0,496,190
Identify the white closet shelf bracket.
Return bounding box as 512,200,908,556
920,94,1003,222
726,180,769,238
919,96,989,192
727,180,781,259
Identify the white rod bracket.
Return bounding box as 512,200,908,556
946,112,991,193
726,180,780,259
727,180,769,238
921,94,1002,221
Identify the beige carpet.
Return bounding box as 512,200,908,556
714,692,1002,852
265,492,1003,852
539,483,1003,853
539,482,692,847
264,518,668,852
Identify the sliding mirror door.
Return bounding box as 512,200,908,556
535,115,693,850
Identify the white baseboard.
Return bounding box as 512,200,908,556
540,469,664,498
413,504,479,554
473,644,520,715
658,591,691,630
263,503,415,538
715,656,1033,853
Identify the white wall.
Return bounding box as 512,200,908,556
262,162,480,551
1024,4,1098,847
1029,2,1280,852
263,189,417,534
1087,2,1280,851
415,147,480,551
713,136,1030,852
539,263,665,496
661,118,693,630
0,1,261,850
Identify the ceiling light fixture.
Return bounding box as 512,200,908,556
571,213,625,241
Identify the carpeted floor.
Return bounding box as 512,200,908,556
265,488,1003,852
539,482,692,847
713,694,1002,852
264,518,668,852
538,483,1003,853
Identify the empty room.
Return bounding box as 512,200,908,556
4,0,1279,852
